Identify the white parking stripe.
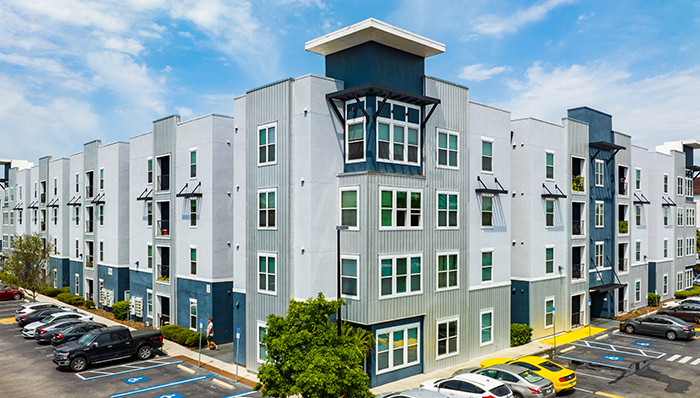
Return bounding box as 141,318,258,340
574,371,616,381
678,356,693,364
667,354,681,362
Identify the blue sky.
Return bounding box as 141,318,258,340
1,0,698,162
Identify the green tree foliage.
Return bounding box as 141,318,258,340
510,323,533,347
112,300,130,320
647,292,660,307
2,233,54,302
255,293,374,398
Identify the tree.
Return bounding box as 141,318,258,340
2,233,54,302
255,293,374,398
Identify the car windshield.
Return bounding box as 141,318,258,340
539,361,563,372
489,385,512,397
59,325,76,333
41,315,56,324
78,331,98,345
519,370,544,383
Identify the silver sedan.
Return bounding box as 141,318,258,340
455,364,555,398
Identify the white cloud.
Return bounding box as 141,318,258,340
0,52,95,92
459,63,509,81
472,0,577,35
12,0,131,32
176,106,193,118
499,62,700,149
102,37,145,55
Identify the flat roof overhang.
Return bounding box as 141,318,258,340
590,283,627,293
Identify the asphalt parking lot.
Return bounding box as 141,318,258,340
0,299,260,398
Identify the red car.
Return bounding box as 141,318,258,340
0,286,23,301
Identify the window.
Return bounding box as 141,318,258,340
595,160,604,186
380,188,422,228
677,273,683,292
380,255,422,297
258,323,267,362
258,253,276,294
687,237,694,256
258,189,276,229
481,140,493,172
190,248,197,275
341,256,358,298
346,122,364,162
99,241,104,262
481,251,492,282
686,208,695,226
376,323,419,373
635,205,641,226
678,239,684,257
258,124,277,165
663,207,669,226
34,209,37,225
19,186,22,200
147,202,153,227
340,188,358,229
595,243,604,268
75,239,79,258
147,245,153,269
635,241,641,262
377,123,419,164
75,207,79,226
686,177,693,197
545,152,554,180
190,199,197,227
189,299,197,331
481,195,493,227
635,280,641,302
678,176,684,195
545,298,554,328
53,208,57,226
146,291,153,317
437,129,458,168
545,199,554,227
663,275,668,295
54,178,58,195
99,169,104,190
481,310,493,345
75,174,79,193
437,192,458,228
437,253,458,290
545,247,554,274
34,182,37,198
437,318,458,358
635,168,641,190
595,201,604,227
686,269,693,289
75,274,80,296
147,159,153,184
190,150,197,178
678,208,683,226
98,205,104,226
664,239,668,258
18,210,22,225
664,174,668,194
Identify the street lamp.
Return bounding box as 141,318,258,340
336,225,349,337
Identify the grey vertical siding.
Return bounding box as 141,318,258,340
526,277,569,339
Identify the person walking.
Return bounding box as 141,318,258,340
206,318,218,350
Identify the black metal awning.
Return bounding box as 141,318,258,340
66,196,81,207
12,202,23,210
91,192,105,204
136,188,153,202
46,198,60,208
590,283,627,293
541,183,567,199
27,200,39,209
686,165,700,179
661,196,677,207
0,178,7,189
176,181,202,198
475,176,508,195
633,193,651,205
590,141,626,163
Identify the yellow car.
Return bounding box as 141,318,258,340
479,356,576,392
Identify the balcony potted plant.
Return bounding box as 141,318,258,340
619,220,628,234
572,175,585,192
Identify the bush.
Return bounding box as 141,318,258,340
69,296,85,306
84,300,96,309
647,292,660,307
56,292,74,304
675,286,700,299
185,332,206,347
60,286,70,293
618,221,628,234
113,300,130,320
160,324,206,347
44,288,62,297
161,324,180,340
511,323,533,347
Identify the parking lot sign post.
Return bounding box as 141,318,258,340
235,328,240,382
588,298,592,337
198,318,203,368
552,307,556,352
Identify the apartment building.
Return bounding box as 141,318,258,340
1,159,33,252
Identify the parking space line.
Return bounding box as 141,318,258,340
595,392,626,398
690,358,700,365
81,360,184,381
221,391,254,398
666,354,681,362
572,343,662,359
574,387,595,394
611,333,686,346
678,356,693,364
574,371,617,381
556,355,632,370
109,373,216,397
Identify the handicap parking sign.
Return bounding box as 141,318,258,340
601,355,623,361
123,376,149,384
153,394,184,398
633,341,653,347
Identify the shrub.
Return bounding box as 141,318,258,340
113,300,130,320
511,323,533,347
84,300,96,309
60,286,70,293
647,292,660,307
618,221,628,234
675,286,700,299
56,292,74,304
69,296,85,307
160,324,206,347
44,288,62,297
185,332,206,347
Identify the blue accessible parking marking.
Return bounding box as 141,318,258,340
153,394,183,398
602,355,624,361
633,341,653,347
124,376,149,384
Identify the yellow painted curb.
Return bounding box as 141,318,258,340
595,392,626,398
213,378,236,390
540,326,607,345
177,364,196,374
0,318,15,325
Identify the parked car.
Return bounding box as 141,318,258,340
662,297,700,309
620,314,695,340
17,308,73,327
480,356,576,393
420,373,513,398
0,286,23,301
657,304,700,323
456,364,556,398
377,389,449,398
22,312,93,338
35,319,92,344
53,325,164,372
15,302,64,321
51,322,107,346
693,275,700,286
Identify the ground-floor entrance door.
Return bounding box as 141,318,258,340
85,278,94,301
157,295,171,328
571,294,584,328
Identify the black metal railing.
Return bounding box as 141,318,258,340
157,220,169,236
40,193,46,203
572,263,583,280
618,258,628,272
572,219,585,236
159,314,170,326
571,311,583,328
157,174,170,191
157,263,170,282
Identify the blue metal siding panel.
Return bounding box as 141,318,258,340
175,279,234,343
69,260,83,295
232,292,247,367
511,281,530,325
50,257,71,288
98,265,130,305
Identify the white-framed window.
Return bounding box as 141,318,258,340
258,253,276,295
189,150,197,178
544,298,554,329
437,192,458,228
19,185,22,200
678,238,684,257
99,168,104,191
147,202,153,227
678,207,684,226
380,188,422,229
98,204,104,226
677,272,683,292
482,250,493,282
258,188,276,229
687,237,694,256
437,129,458,169
663,207,669,226
685,269,693,289
481,139,493,172
380,254,422,298
595,242,604,268
190,247,197,275
258,123,277,165
257,321,267,363
376,103,420,165
635,205,641,226
147,158,153,184
190,199,197,227
635,168,641,190
664,239,669,258
147,245,153,269
686,177,693,197
18,209,22,225
595,160,604,187
99,241,104,262
545,199,554,227
677,176,684,196
545,246,554,274
595,201,604,227
52,269,57,288
663,274,668,295
635,280,641,302
75,207,79,226
189,299,197,331
376,323,420,374
339,187,359,230
54,177,58,195
663,174,668,194
341,255,359,299
545,151,554,180
635,240,641,262
74,274,80,296
146,290,153,318
686,208,695,226
436,317,459,358
481,195,493,227
437,252,458,290
480,309,494,346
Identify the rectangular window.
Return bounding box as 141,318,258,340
99,241,104,262
678,208,683,226
664,239,668,258
481,251,492,282
147,159,153,184
677,273,683,292
98,205,104,226
686,270,694,289
189,299,197,331
380,255,422,297
595,201,604,227
54,178,58,195
190,150,197,178
481,140,493,172
53,208,58,226
75,174,79,193
545,152,554,180
341,256,358,298
481,195,493,227
258,189,276,229
75,239,79,258
686,208,693,226
377,123,419,164
678,239,683,257
678,176,684,195
346,122,364,162
75,207,79,226
190,199,197,227
635,241,641,262
664,174,668,194
545,298,554,328
380,188,422,229
258,124,277,165
18,210,22,225
437,318,458,358
437,129,458,168
635,168,641,190
437,192,458,228
99,168,104,190
340,188,358,229
545,199,554,227
663,207,669,226
148,245,153,269
19,186,22,200
595,242,604,268
635,280,641,302
635,205,641,226
595,160,604,186
480,310,493,345
147,202,153,227
258,253,276,294
145,290,153,317
258,323,267,362
437,253,458,290
663,275,668,295
687,237,694,256
545,247,554,274
75,274,80,296
190,248,197,275
376,323,419,373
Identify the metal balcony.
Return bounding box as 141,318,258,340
157,220,169,236
157,174,170,191
572,220,585,236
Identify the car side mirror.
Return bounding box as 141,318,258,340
90,342,98,348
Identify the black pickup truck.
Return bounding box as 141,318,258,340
52,325,163,371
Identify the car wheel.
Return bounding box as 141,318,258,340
625,325,635,334
69,357,87,372
667,330,677,340
137,345,153,360
12,293,21,300
513,392,524,398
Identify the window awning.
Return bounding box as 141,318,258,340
541,183,567,199
66,196,81,207
91,192,105,204
46,198,60,208
176,182,202,198
590,141,626,163
136,188,153,202
12,202,23,210
27,200,39,209
661,196,677,207
633,193,651,205
590,283,627,293
475,176,508,195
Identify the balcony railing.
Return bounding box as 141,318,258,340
571,311,584,328
157,220,170,236
619,182,628,196
157,174,170,191
85,220,94,233
618,299,628,313
85,186,93,198
572,175,585,192
618,258,629,273
157,263,170,282
40,193,46,203
572,219,585,236
85,256,94,268
618,220,628,234
40,221,46,232
572,263,583,280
